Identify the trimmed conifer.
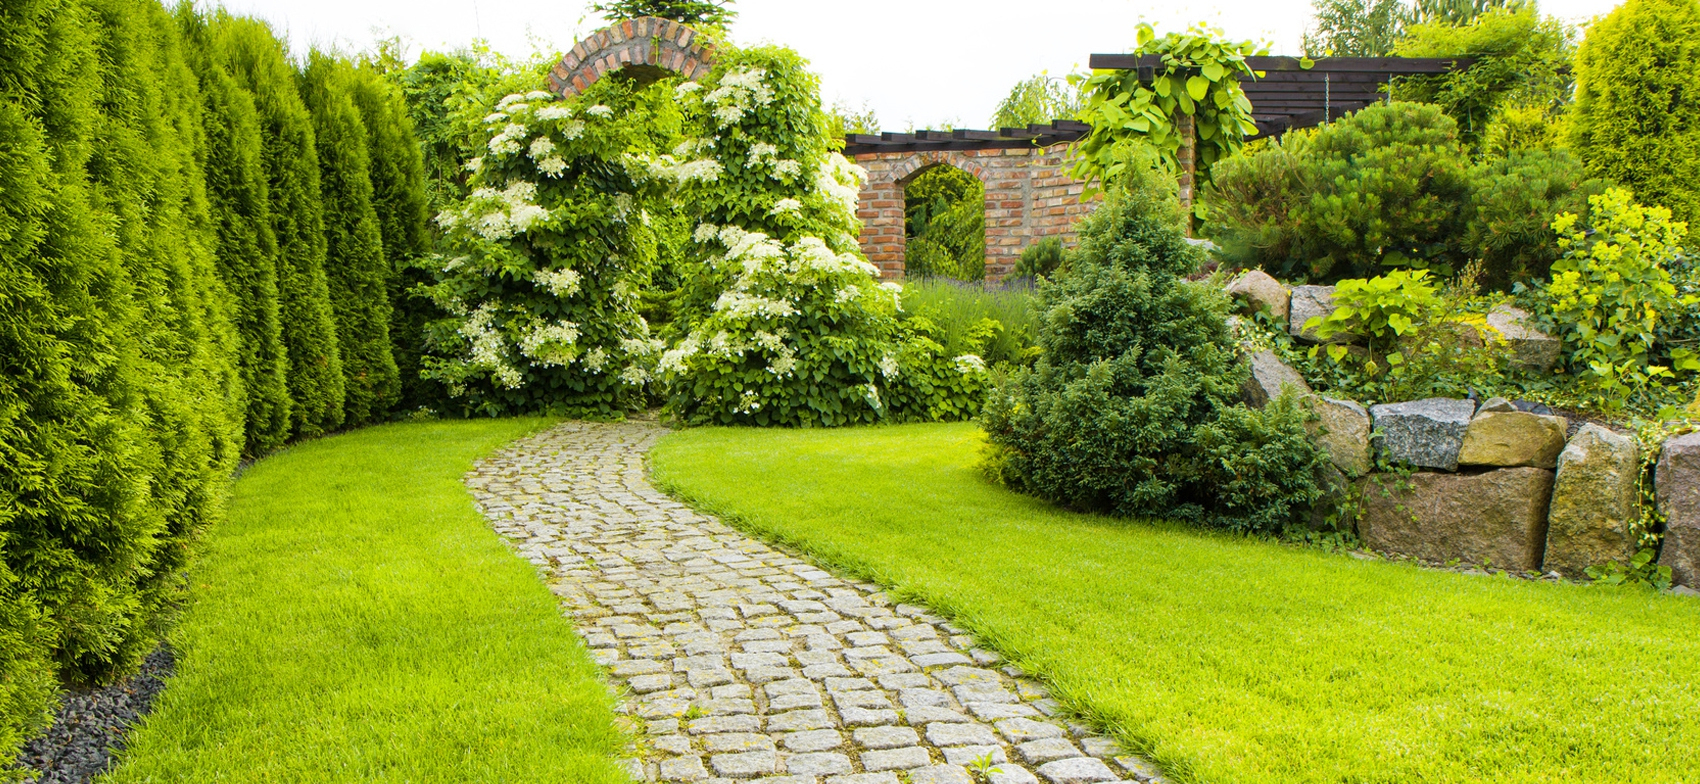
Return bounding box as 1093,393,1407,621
179,6,293,455
212,14,346,437
300,53,400,425
348,64,434,410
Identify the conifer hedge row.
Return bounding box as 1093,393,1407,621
0,0,429,766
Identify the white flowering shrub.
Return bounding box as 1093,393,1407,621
657,47,990,426
420,79,671,415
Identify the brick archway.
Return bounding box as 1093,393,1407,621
855,145,1095,281
548,17,716,99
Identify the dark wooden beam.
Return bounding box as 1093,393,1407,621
1088,54,1471,74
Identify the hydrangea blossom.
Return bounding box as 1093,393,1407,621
533,267,582,297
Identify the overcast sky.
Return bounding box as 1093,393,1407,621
209,0,1626,132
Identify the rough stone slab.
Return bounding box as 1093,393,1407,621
1545,424,1640,579
1357,468,1555,571
927,722,999,747
1288,285,1342,343
861,746,932,771
908,765,975,784
1370,398,1476,471
783,729,845,752
1657,432,1700,587
786,752,853,776
1308,396,1372,476
990,767,1042,784
997,718,1066,743
659,755,710,781
942,744,1008,765
711,750,778,776
1458,410,1568,469
1017,738,1083,765
1036,756,1121,783
1225,269,1290,323
1242,350,1312,409
853,726,920,749
1485,305,1562,372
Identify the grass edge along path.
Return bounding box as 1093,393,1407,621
103,419,633,783
650,422,1700,784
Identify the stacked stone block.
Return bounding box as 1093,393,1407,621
549,17,715,99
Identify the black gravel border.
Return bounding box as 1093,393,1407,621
14,645,175,784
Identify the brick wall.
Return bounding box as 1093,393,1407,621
853,145,1102,281
548,17,714,99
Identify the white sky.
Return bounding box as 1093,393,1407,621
209,0,1626,131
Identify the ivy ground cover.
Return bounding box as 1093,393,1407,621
104,420,630,783
651,422,1700,784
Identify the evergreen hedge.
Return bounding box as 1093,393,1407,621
0,0,429,771
1567,0,1700,225
300,53,400,425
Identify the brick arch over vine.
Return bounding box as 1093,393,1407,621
854,145,1097,281
548,17,715,99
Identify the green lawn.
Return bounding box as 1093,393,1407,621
651,422,1700,784
105,420,631,783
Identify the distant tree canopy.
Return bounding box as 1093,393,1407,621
1303,0,1512,56
592,0,736,27
991,74,1082,129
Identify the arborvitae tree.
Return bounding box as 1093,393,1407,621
1567,0,1700,225
212,14,346,436
179,6,293,455
300,53,399,425
349,64,433,410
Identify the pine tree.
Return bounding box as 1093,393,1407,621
348,64,433,410
300,53,398,425
179,6,293,455
212,14,346,437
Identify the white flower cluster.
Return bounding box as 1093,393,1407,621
816,152,868,216
533,266,582,297
651,156,724,183
879,352,900,378
518,320,581,367
461,305,523,388
953,354,988,374
443,180,550,241
769,198,803,217
752,329,798,377
705,67,775,127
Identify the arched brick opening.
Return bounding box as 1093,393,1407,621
548,17,716,99
855,145,1097,282
890,157,990,281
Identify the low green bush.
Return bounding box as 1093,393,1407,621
1464,150,1607,290
1011,236,1066,280
982,167,1323,531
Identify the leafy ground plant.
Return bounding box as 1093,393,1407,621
652,422,1700,784
103,420,631,783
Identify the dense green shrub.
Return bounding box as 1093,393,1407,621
1464,150,1607,290
1206,102,1471,282
347,63,433,412
982,169,1323,530
213,14,346,437
1012,236,1066,280
300,53,400,426
1567,0,1700,226
903,165,985,281
899,279,1039,367
178,8,293,455
1393,6,1575,146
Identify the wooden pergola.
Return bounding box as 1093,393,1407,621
1085,54,1473,139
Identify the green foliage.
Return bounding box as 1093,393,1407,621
1303,0,1408,56
1410,0,1513,26
1070,24,1264,201
1586,548,1673,589
1567,0,1700,226
213,14,346,436
1464,149,1606,290
825,99,878,138
300,53,400,425
1206,102,1472,281
981,169,1323,531
903,165,985,281
990,73,1082,129
1541,188,1699,411
899,279,1040,367
1013,236,1067,280
348,62,434,412
1393,6,1575,146
1308,269,1444,353
592,0,735,28
659,46,989,426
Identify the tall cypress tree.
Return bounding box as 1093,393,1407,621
212,14,346,437
300,53,399,425
178,7,292,454
349,64,433,410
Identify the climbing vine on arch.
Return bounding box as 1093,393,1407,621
1069,24,1266,206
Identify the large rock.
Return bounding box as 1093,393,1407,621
1241,351,1312,408
1485,305,1563,372
1225,270,1291,323
1357,467,1555,571
1288,285,1343,343
1457,410,1569,468
1657,432,1700,587
1370,398,1476,471
1307,396,1372,476
1544,424,1640,579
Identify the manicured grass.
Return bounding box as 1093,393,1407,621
651,422,1700,784
105,420,631,783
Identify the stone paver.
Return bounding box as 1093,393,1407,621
465,420,1159,782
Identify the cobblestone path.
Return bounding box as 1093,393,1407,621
464,419,1167,784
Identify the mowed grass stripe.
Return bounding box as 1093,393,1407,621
106,420,631,783
650,422,1699,784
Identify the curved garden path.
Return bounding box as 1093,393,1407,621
464,419,1167,784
